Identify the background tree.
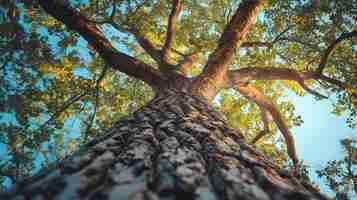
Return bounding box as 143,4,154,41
317,137,357,200
0,0,355,199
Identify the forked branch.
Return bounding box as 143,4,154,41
128,26,163,63
318,74,350,89
241,26,291,48
235,30,356,93
229,67,327,98
315,30,357,75
89,0,162,64
91,16,164,65
39,0,164,88
162,0,182,65
39,92,87,130
236,84,299,166
192,0,263,100
177,52,200,75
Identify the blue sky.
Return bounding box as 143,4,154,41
291,93,355,196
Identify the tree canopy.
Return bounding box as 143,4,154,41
0,0,356,196
317,137,357,199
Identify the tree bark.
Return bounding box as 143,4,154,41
1,90,330,200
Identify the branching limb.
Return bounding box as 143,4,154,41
241,36,320,51
318,74,350,89
236,84,299,166
40,66,109,140
234,31,356,93
39,92,87,130
298,80,327,99
89,2,168,67
192,0,263,100
250,107,271,144
161,0,182,66
127,26,163,63
239,26,322,51
229,64,353,97
315,30,357,75
171,48,186,56
39,0,164,88
90,18,163,65
83,66,108,140
229,67,327,98
241,26,291,48
177,52,200,75
229,67,312,84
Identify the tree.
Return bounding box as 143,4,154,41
317,137,357,200
0,0,356,199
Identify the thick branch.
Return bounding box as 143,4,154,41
90,18,164,66
192,0,263,100
229,67,327,98
39,0,164,88
137,37,162,63
161,0,182,65
89,0,162,64
177,52,199,75
238,31,357,84
315,30,357,75
128,26,163,63
236,84,299,166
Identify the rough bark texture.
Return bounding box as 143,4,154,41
192,0,263,100
1,90,330,200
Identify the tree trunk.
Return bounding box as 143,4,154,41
1,90,330,200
